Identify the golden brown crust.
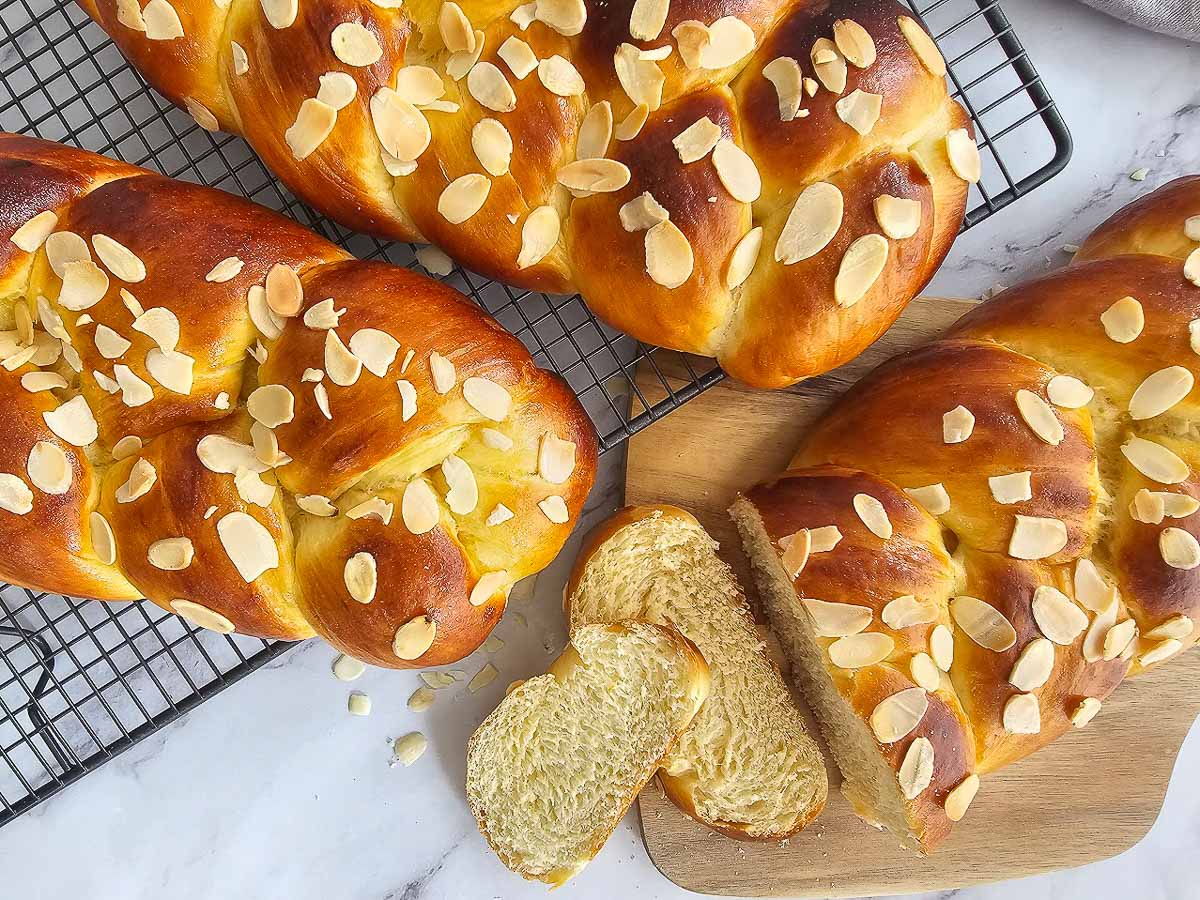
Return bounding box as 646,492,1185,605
81,0,972,388
736,179,1200,851
0,133,597,666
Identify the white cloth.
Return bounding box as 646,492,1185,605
1077,0,1200,40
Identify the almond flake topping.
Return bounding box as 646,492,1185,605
469,570,508,608
445,29,486,81
94,325,131,360
216,511,277,582
259,0,297,29
148,537,194,571
1046,374,1093,408
285,99,336,161
537,55,584,96
713,139,761,203
344,552,378,603
467,62,517,113
370,88,430,162
620,193,669,232
800,597,871,637
1031,585,1088,644
1003,693,1040,735
58,260,109,311
942,405,975,443
574,101,612,161
930,624,953,670
132,307,180,353
835,234,888,307
438,1,475,51
780,527,810,578
615,104,650,140
91,235,145,283
556,158,631,194
852,492,891,539
910,653,940,691
1160,527,1200,569
1139,638,1183,667
231,41,249,76
517,206,560,270
835,89,882,135
726,226,763,290
1121,436,1189,484
645,220,694,289
869,687,928,743
761,57,803,121
441,455,478,514
331,22,382,67
776,182,844,264
482,428,513,451
498,36,537,80
144,0,184,39
534,0,585,35
673,20,709,69
697,16,755,68
197,434,265,475
171,600,235,634
316,72,358,111
810,37,846,93
402,479,440,534
146,349,193,395
1015,389,1063,445
462,377,512,421
394,616,436,660
951,595,1016,651
1185,248,1200,287
539,495,570,524
297,494,337,517
10,210,58,252
946,128,981,183
206,256,244,283
1102,619,1138,660
808,525,843,552
88,510,116,563
1145,614,1194,641
429,352,456,393
325,330,362,386
115,457,157,503
303,297,344,330
27,441,71,494
881,595,938,630
1129,366,1194,420
614,43,665,111
944,774,978,821
1009,515,1068,560
45,231,89,277
1071,697,1102,728
829,632,894,669
989,470,1031,504
1100,296,1143,343
673,117,722,163
629,0,668,40
438,174,491,225
833,18,877,68
43,395,97,446
538,433,576,483
904,483,950,516
0,474,32,515
396,379,418,421
898,15,946,76
471,119,512,177
247,384,295,428
1082,597,1119,663
21,372,67,393
345,497,393,525
265,263,303,317
349,328,400,377
898,736,934,800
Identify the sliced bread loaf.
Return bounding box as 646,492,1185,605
565,506,828,840
465,621,709,886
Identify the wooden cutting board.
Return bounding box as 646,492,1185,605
626,297,1200,898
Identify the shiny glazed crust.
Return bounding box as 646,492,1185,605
0,133,597,667
78,0,972,388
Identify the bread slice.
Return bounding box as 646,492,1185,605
565,506,828,839
465,621,709,886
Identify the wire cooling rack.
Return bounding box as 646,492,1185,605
0,0,1069,828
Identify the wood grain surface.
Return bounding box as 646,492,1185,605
625,297,1200,898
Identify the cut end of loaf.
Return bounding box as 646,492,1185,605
465,622,708,885
730,495,929,853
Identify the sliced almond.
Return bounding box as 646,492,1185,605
1121,436,1188,484
762,56,803,121
1100,295,1143,343
776,182,844,264
145,349,193,395
898,15,946,77
197,435,264,475
314,383,331,418
537,55,584,96
556,158,632,194
517,205,561,270
429,351,456,393
910,653,940,691
1160,526,1200,569
942,405,975,443
1015,389,1063,445
645,220,694,290
989,471,1031,504
27,441,71,494
809,525,843,553
1101,618,1138,660
441,455,478,515
402,479,440,534
344,551,378,603
445,29,486,81
712,138,760,203
898,735,933,799
58,260,109,311
94,325,131,360
833,18,877,68
539,495,570,524
834,234,888,307
498,36,538,80
673,20,709,69
323,329,361,387
438,1,475,51
620,192,670,232
463,377,512,421
1047,374,1093,408
303,297,343,330
1185,248,1200,287
438,174,491,224
538,433,576,483
370,88,431,161
216,511,277,582
394,615,436,660
285,98,337,161
697,16,754,68
835,89,882,136
297,494,337,517
930,623,954,670
91,234,145,283
944,773,978,821
132,307,180,353
829,632,894,669
395,379,418,422
11,210,58,253
171,599,235,633
1129,366,1194,420
810,37,847,94
534,0,585,35
86,510,117,564
466,119,512,178
21,371,67,393
0,474,32,514
951,595,1016,651
467,62,517,112
673,116,722,163
43,395,97,446
349,328,400,377
231,41,249,75
874,195,920,239
575,101,612,161
615,103,650,140
725,226,763,290
247,384,295,428
614,43,665,111
345,497,392,525
800,597,871,637
143,0,183,39
852,492,892,539
629,0,668,40
486,503,514,526
1144,614,1194,641
904,483,950,516
147,537,194,571
1131,488,1167,524
259,0,297,29
45,230,90,278
1002,693,1040,734
265,263,303,317
869,687,928,743
331,21,382,67
946,129,981,183
881,595,938,630
780,527,810,578
206,256,244,283
1031,585,1088,644
1009,515,1068,560
1139,638,1184,667
470,570,508,606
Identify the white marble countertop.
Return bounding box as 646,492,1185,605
6,1,1200,898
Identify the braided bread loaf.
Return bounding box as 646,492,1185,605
731,177,1200,851
0,133,596,668
79,0,974,388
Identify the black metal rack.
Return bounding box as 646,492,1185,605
0,0,1070,828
